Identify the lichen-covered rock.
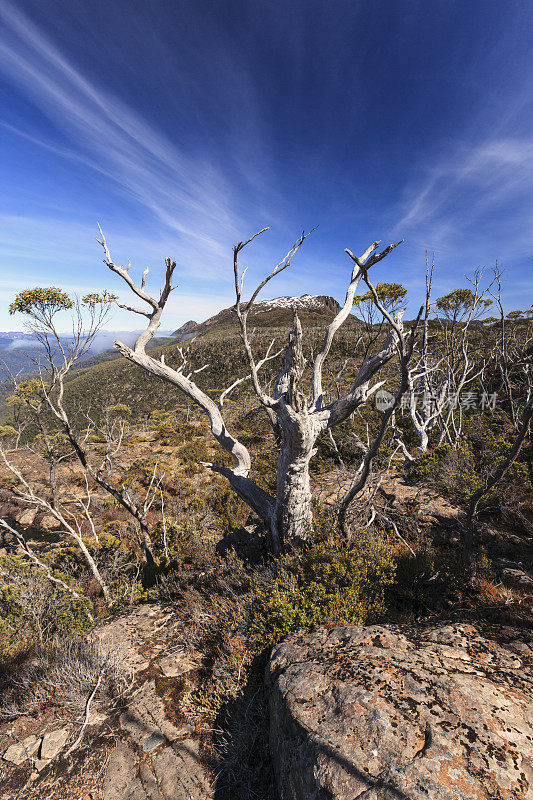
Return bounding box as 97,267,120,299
17,508,37,527
102,739,212,800
2,735,41,765
266,624,533,800
157,650,199,678
40,728,69,760
39,514,61,530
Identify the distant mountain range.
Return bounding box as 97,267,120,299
1,295,342,382
0,295,344,417
0,330,179,379
172,294,341,338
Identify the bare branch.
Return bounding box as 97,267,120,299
219,340,282,408
311,239,403,409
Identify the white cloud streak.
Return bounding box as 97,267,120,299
394,138,533,263
0,213,236,331
0,1,248,266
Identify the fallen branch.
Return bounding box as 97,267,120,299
64,667,105,757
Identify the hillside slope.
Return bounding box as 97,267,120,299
173,294,342,337
1,294,354,424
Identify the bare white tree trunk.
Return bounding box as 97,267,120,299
99,227,415,550
275,448,314,545
274,415,319,545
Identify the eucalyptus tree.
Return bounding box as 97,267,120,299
0,289,117,602
99,227,421,551
2,288,165,604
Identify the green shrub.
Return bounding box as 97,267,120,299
408,412,532,513
256,528,396,643
211,485,249,535
156,523,397,716
0,555,93,659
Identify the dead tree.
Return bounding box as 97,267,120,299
0,517,92,619
100,227,417,550
394,264,493,456
337,270,422,531
4,290,159,564
0,450,112,606
398,253,445,454
462,389,533,579
486,267,533,431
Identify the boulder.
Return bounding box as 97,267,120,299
119,680,189,744
40,514,61,530
500,567,533,589
151,739,212,800
3,735,41,765
17,508,37,526
266,623,533,800
103,742,151,800
40,728,69,759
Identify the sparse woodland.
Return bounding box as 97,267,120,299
0,231,531,798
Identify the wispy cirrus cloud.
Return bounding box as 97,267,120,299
393,137,533,265
0,1,254,266
1,0,531,331
0,212,237,330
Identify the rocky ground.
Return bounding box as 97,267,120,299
267,623,533,800
2,614,532,799
1,447,531,799
0,604,215,799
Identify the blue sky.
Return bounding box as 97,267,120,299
0,0,532,331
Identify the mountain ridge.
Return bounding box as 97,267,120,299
0,294,344,421
172,294,341,338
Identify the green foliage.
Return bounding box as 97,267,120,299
408,413,532,509
0,424,17,439
107,402,132,416
211,485,249,536
148,407,202,446
178,439,211,474
7,378,46,407
81,291,118,306
0,554,93,659
9,287,73,315
435,288,492,320
87,529,125,551
409,441,484,501
156,522,397,716
506,309,525,321
257,528,396,643
353,282,407,311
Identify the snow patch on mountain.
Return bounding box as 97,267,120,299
254,295,340,313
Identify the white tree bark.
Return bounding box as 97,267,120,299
100,228,415,550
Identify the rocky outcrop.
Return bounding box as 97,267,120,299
102,739,211,800
95,604,213,800
172,320,199,338
0,604,212,799
3,735,41,766
2,727,70,768
266,623,533,800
